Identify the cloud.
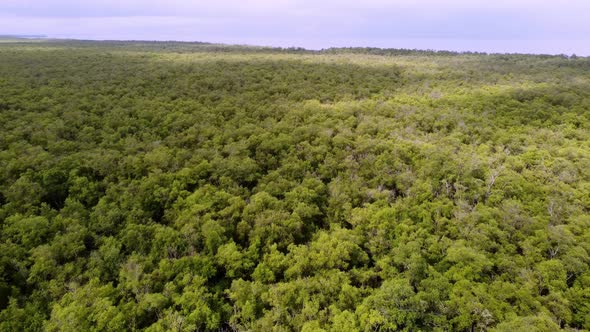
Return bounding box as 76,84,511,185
3,0,590,17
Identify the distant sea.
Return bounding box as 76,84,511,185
0,34,47,38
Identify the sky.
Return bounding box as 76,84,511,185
1,0,589,55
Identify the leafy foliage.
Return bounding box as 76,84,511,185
1,40,590,331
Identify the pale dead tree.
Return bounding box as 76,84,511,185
547,200,557,219
548,246,560,259
483,147,508,203
484,165,503,203
169,312,185,332
547,224,573,259
547,197,566,226
441,179,453,198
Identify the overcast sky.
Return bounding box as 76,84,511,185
1,0,589,54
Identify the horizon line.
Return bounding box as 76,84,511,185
1,35,588,57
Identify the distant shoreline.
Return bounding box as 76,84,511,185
0,34,48,39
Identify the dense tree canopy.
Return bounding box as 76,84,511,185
1,39,590,331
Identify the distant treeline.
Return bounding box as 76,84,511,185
1,38,586,59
